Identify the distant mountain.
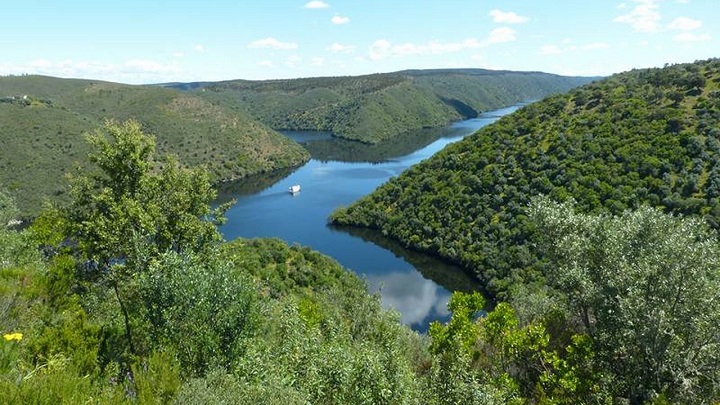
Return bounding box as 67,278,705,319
168,69,597,144
0,75,309,216
330,58,720,298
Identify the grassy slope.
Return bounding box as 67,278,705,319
0,75,309,216
330,59,720,298
185,70,595,144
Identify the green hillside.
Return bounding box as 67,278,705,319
180,69,595,144
3,115,719,403
331,58,720,298
0,75,308,216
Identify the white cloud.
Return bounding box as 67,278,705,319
124,59,181,74
304,1,329,9
369,39,392,60
193,44,205,52
247,37,299,50
285,54,302,67
367,29,518,61
285,54,303,69
668,16,701,30
311,57,325,66
327,42,356,53
489,9,529,24
331,15,350,25
259,60,275,67
172,51,185,57
366,271,448,326
613,0,661,33
0,58,184,84
540,45,562,55
486,27,517,44
673,32,711,42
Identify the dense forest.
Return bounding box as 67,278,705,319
332,58,720,298
3,60,720,403
0,70,590,218
174,69,594,144
0,75,309,217
2,121,718,403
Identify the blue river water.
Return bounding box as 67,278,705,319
220,104,521,331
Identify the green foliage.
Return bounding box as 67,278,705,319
136,251,259,376
0,75,308,217
0,189,19,227
14,61,720,403
195,69,593,144
330,58,720,299
426,291,609,404
429,291,484,354
220,238,364,298
62,119,226,266
34,120,246,377
425,292,509,404
233,290,423,404
0,119,431,402
530,197,720,403
132,351,182,404
0,353,125,405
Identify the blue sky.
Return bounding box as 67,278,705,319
1,0,717,84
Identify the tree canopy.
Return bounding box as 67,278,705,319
0,75,309,217
193,69,593,144
331,58,720,299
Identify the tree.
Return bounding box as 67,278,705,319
529,196,720,404
64,119,226,267
41,119,231,364
0,189,19,228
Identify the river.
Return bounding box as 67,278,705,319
220,104,522,332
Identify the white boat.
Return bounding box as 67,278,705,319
288,184,301,194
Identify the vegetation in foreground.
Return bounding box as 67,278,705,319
2,118,720,404
0,75,308,217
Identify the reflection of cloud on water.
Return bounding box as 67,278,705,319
311,165,333,176
339,167,396,180
367,271,451,327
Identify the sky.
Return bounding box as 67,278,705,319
1,0,718,84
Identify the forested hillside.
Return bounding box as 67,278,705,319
2,117,719,403
331,58,720,297
0,75,308,216
178,69,594,144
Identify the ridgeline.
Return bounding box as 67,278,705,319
0,75,309,216
169,69,595,144
331,58,720,298
3,61,720,403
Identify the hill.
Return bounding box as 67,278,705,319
170,69,595,144
0,75,309,216
3,115,719,403
330,58,720,298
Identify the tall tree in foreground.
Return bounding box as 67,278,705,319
529,196,720,404
38,119,232,364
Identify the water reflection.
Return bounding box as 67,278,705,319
366,270,451,331
332,224,484,332
332,224,482,294
285,125,468,163
215,166,295,204
221,105,524,331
